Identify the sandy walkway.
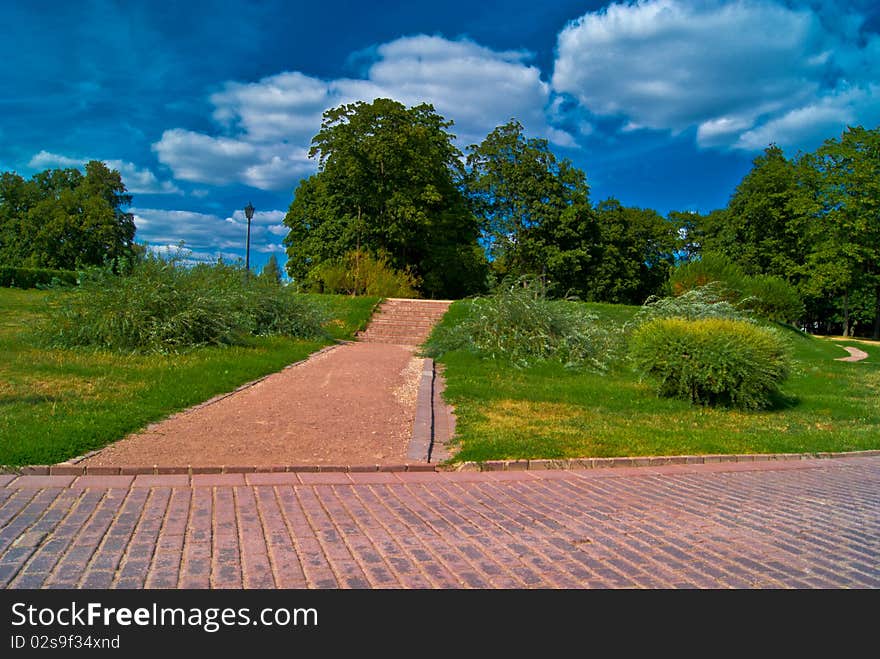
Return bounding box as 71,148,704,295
835,345,870,362
81,342,425,467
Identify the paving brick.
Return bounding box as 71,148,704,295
348,472,401,484
50,465,85,475
245,473,301,486
21,466,50,475
132,475,190,488
84,466,121,475
297,472,352,484
120,466,155,475
348,465,379,473
394,471,441,483
70,476,135,489
2,453,878,590
11,475,76,488
192,474,245,487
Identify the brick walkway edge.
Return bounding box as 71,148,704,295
5,448,880,476
1,454,877,589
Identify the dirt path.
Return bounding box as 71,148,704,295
80,342,425,467
835,345,870,362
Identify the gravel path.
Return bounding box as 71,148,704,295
80,342,425,467
836,345,870,362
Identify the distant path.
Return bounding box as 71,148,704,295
836,345,869,362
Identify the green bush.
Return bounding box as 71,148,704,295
424,277,609,369
667,255,804,323
0,266,78,289
668,254,747,297
38,255,328,352
307,250,420,297
740,275,804,323
629,317,791,409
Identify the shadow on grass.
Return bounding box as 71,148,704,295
765,389,801,411
0,394,62,406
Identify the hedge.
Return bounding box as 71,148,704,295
0,267,78,289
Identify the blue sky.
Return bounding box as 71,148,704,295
2,0,878,272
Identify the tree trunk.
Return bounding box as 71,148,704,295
843,291,851,337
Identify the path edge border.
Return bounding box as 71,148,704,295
4,449,879,476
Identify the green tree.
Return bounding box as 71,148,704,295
0,161,135,270
589,200,678,304
667,210,706,263
283,98,486,298
0,172,37,266
465,119,595,289
803,126,880,336
702,145,809,280
259,253,283,286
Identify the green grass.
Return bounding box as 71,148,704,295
311,293,381,340
0,288,378,466
432,300,880,462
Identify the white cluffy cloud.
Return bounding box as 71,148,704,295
28,151,181,194
132,207,288,260
552,0,880,150
154,35,569,191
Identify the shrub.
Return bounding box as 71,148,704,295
667,255,804,324
667,254,747,297
739,275,804,323
0,266,78,289
424,277,609,369
629,317,791,410
38,255,327,352
307,250,420,297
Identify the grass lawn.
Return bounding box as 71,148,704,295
432,301,880,462
0,288,379,466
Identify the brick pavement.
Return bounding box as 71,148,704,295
1,455,877,589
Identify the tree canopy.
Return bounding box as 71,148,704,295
681,125,880,337
465,119,593,283
283,98,487,298
0,161,134,270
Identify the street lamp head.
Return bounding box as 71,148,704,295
244,202,255,221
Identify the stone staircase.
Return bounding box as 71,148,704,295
356,298,453,346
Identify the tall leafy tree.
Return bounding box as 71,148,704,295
667,210,708,263
804,126,880,336
465,119,594,287
701,145,809,280
0,161,134,270
283,98,486,298
589,200,678,304
0,172,37,266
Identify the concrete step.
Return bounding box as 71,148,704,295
356,298,452,346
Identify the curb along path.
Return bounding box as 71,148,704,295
1,455,877,588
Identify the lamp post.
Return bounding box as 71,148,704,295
244,202,254,276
